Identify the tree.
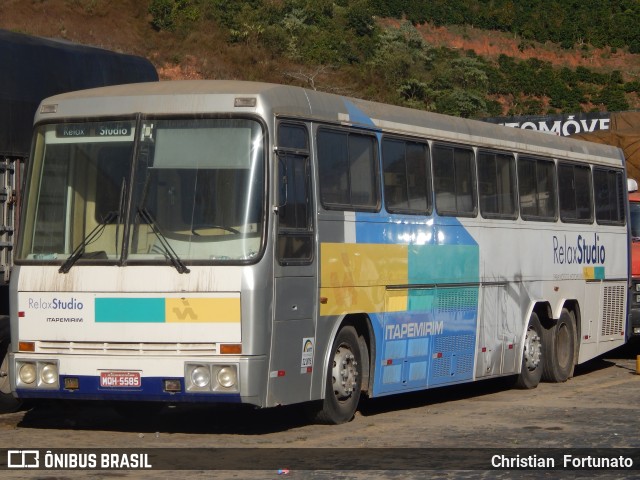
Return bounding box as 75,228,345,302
447,57,489,90
596,85,630,111
369,23,433,86
148,0,200,32
435,89,487,118
397,78,436,109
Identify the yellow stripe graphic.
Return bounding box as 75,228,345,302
165,297,241,323
321,243,408,287
320,243,408,316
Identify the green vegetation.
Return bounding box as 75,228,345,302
147,0,640,117
370,0,640,53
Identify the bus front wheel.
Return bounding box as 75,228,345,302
314,326,363,425
515,313,544,389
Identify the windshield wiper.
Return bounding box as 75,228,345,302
59,211,118,274
138,207,190,274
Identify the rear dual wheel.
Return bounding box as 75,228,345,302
542,308,576,383
515,309,577,389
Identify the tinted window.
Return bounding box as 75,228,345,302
558,163,593,223
279,153,310,231
433,144,476,216
478,150,517,219
382,138,431,214
518,156,557,220
593,168,625,225
278,123,308,150
277,123,313,264
318,129,378,210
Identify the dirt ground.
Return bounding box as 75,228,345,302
0,341,638,479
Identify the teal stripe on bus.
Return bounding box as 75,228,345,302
95,298,165,323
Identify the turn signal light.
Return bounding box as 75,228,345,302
220,344,242,355
19,342,35,352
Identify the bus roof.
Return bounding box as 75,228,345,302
0,29,158,157
36,80,625,167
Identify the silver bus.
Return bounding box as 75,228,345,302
9,81,628,423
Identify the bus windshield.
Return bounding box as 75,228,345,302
17,118,265,265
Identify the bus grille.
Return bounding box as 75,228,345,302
35,341,218,355
601,285,625,337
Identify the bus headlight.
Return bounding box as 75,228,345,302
19,363,37,385
191,366,211,388
216,366,237,389
185,363,239,393
41,364,58,385
16,360,59,389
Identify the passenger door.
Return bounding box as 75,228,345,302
268,121,317,406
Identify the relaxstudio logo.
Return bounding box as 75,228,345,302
552,233,605,265
27,297,85,310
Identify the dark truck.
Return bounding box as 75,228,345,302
0,29,158,410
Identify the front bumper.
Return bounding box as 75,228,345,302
10,353,266,406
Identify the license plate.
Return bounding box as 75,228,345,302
100,371,141,388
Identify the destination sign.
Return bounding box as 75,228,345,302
55,122,133,138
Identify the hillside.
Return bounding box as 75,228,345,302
1,0,639,117
414,21,639,78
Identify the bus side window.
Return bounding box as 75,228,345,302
433,143,476,217
317,128,379,211
558,162,593,223
277,123,313,265
593,168,625,225
477,150,517,219
518,156,557,221
382,137,431,215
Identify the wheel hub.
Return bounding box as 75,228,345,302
524,327,542,370
332,345,358,400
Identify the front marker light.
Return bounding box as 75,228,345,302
191,366,211,388
19,363,37,384
41,364,58,385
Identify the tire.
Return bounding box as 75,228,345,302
515,312,544,389
313,326,363,425
542,308,576,383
